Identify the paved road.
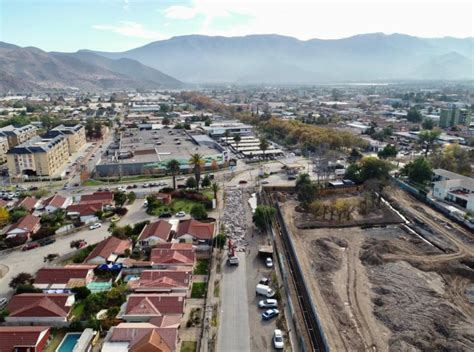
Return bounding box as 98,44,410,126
217,252,251,352
0,225,107,297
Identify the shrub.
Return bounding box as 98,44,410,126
190,204,208,220
31,227,55,241
16,284,42,294
9,272,35,289
71,286,91,300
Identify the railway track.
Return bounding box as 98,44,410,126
262,190,328,352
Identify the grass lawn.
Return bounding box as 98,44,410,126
44,329,67,352
191,282,206,299
72,302,85,319
180,341,197,352
82,179,105,186
152,198,203,215
193,259,209,275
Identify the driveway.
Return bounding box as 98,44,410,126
217,251,251,352
0,225,108,297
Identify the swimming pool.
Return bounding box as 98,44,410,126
56,333,81,352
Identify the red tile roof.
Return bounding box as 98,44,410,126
138,221,172,242
110,324,177,352
80,191,113,206
0,326,50,351
150,246,195,266
129,270,191,291
131,329,172,352
85,236,131,262
34,266,93,285
176,219,215,240
125,294,184,316
7,293,71,318
16,196,37,211
66,202,101,216
42,194,67,208
0,199,8,208
7,214,40,234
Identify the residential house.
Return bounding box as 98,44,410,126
85,236,132,265
66,203,102,223
0,124,38,148
0,326,51,352
119,294,185,322
34,265,96,291
432,169,474,213
5,214,40,239
128,269,191,293
102,323,177,352
174,219,215,245
40,194,70,213
16,196,39,212
5,293,74,326
150,243,195,268
79,191,114,210
137,221,172,248
155,193,172,205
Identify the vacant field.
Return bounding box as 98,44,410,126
281,195,474,352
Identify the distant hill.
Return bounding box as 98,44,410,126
0,43,182,93
94,33,474,83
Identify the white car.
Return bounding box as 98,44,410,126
175,211,186,217
117,186,127,192
273,329,284,349
266,257,273,268
89,223,102,230
258,299,278,308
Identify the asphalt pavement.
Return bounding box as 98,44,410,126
217,252,251,352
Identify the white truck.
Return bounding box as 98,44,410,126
256,284,275,298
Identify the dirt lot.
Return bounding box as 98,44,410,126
281,194,474,352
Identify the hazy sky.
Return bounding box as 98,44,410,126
0,0,473,52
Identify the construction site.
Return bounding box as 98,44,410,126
266,185,474,352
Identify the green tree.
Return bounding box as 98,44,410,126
166,159,181,190
422,118,434,130
71,286,91,300
418,129,441,156
189,153,205,191
259,137,270,159
252,205,276,230
162,117,171,126
377,144,398,159
201,175,211,188
9,272,34,289
190,204,208,220
113,191,127,208
127,192,136,204
9,206,28,223
186,176,197,189
402,157,432,184
430,143,472,176
406,107,423,123
213,233,226,249
233,134,241,150
295,173,317,204
211,182,219,201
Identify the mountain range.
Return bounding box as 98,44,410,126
0,33,473,92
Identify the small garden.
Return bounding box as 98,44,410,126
190,282,207,298
193,259,209,275
181,341,197,352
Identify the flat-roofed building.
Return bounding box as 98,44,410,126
42,124,86,153
7,135,70,177
0,124,37,148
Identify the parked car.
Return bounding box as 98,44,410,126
266,257,274,268
39,238,56,246
89,223,102,230
259,278,270,286
159,212,172,218
261,180,270,184
288,175,297,180
22,242,39,251
175,211,186,217
256,284,275,298
227,255,239,266
258,299,278,308
262,308,279,320
238,180,248,184
273,329,285,349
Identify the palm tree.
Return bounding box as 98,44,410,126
259,137,270,159
166,159,181,190
189,153,205,191
212,182,220,204
233,134,241,151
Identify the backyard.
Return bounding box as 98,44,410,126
180,341,197,352
193,259,209,275
191,282,207,298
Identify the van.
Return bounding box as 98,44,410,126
256,284,275,298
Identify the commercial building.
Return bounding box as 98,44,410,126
42,124,86,153
6,135,70,177
0,124,37,148
203,121,253,137
432,169,474,213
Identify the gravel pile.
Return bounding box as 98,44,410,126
223,188,249,251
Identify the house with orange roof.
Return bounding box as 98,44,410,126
39,194,71,213
127,269,191,293
5,214,41,239
5,293,75,326
118,293,185,323
33,265,96,291
85,236,132,265
150,243,195,269
0,326,51,352
15,196,39,212
102,323,177,352
137,220,173,248
174,219,215,245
